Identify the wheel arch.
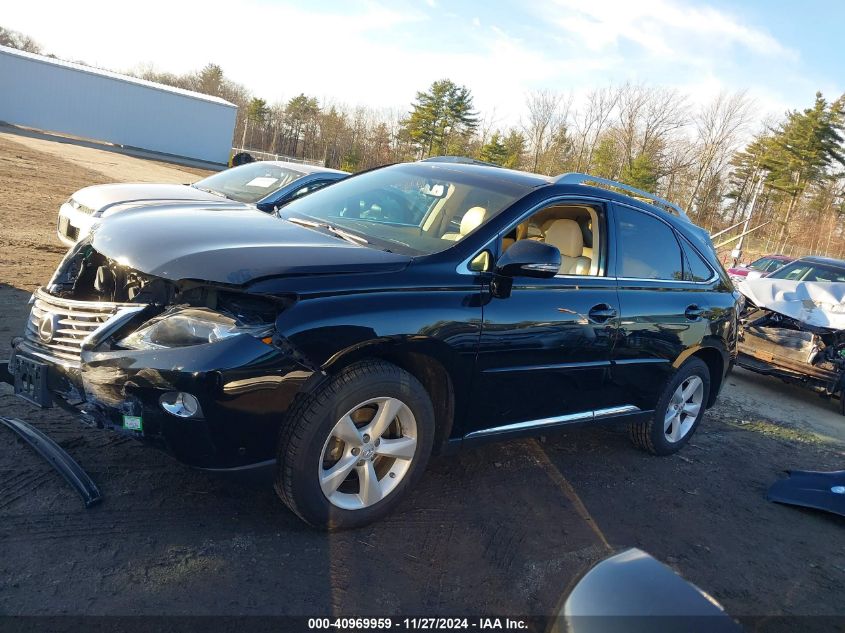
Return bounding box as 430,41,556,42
675,344,727,408
319,339,458,455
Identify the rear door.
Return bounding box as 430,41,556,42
610,204,718,410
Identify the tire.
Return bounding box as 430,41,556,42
275,360,435,530
230,151,254,167
629,357,711,456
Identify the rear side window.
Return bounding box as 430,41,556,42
616,207,683,280
681,239,714,282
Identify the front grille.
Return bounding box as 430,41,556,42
23,288,136,364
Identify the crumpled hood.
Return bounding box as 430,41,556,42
90,205,411,285
737,278,845,330
73,183,226,216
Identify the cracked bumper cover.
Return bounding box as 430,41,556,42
10,334,315,469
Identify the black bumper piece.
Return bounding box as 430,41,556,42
0,415,102,508
767,469,845,518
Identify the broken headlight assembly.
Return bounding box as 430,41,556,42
118,307,273,350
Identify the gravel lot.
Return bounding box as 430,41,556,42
1,128,844,629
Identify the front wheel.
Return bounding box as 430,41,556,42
275,360,435,529
629,357,711,455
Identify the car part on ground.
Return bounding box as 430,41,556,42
6,162,738,528
559,548,741,633
0,415,102,508
735,272,845,412
767,469,845,517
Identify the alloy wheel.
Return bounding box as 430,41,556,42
664,375,704,443
319,397,418,510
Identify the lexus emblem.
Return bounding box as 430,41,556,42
38,313,60,344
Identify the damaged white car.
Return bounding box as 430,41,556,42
736,256,845,414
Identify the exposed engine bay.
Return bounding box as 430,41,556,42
47,243,283,324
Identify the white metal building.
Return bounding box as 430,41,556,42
0,45,237,164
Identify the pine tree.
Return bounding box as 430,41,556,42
621,153,659,192
403,79,479,157
195,63,225,97
241,97,269,148
501,130,526,169
479,132,508,165
762,93,845,249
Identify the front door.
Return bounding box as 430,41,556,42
466,199,621,438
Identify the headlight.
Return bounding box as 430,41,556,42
118,307,273,350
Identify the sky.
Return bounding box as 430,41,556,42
4,0,844,127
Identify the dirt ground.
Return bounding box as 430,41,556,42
1,129,844,629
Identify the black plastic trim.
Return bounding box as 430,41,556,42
0,416,102,508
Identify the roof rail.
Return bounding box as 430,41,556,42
555,173,690,221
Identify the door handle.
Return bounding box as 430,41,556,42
685,304,705,320
588,304,618,323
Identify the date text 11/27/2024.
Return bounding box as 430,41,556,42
307,618,529,630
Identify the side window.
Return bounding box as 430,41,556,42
289,179,331,202
680,239,714,282
616,207,683,280
501,202,604,276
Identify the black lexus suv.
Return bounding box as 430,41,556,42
6,162,739,529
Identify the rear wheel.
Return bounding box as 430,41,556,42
275,360,435,529
629,358,710,455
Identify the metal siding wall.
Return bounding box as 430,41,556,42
0,50,236,164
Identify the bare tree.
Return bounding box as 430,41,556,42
686,91,752,210
522,90,568,173
572,86,622,172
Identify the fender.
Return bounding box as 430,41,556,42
272,285,483,439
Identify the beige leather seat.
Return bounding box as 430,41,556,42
442,206,487,241
543,219,591,275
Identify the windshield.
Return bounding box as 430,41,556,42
193,163,305,203
277,163,532,255
768,260,845,282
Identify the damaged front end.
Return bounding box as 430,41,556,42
8,241,315,469
736,279,845,411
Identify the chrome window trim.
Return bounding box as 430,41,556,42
617,276,718,286
464,405,641,439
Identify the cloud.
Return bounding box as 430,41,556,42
547,0,796,61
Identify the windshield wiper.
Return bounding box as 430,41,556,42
286,217,368,245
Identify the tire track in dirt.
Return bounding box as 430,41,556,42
0,469,55,509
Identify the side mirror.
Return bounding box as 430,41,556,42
495,240,560,279
746,269,764,280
